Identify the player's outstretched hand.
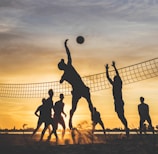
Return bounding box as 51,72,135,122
112,61,115,67
106,64,109,69
65,39,69,46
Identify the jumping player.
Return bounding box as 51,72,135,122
58,39,94,129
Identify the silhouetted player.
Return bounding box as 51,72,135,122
32,98,47,137
32,95,57,142
51,93,67,139
58,39,94,129
106,61,129,137
138,96,154,134
40,89,57,141
92,107,106,136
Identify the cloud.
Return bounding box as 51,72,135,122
0,0,158,82
1,0,158,37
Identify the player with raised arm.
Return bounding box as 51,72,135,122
58,39,94,129
106,61,129,137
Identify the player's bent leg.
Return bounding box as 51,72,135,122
60,118,66,139
47,120,58,142
69,94,79,129
32,120,43,137
40,126,48,141
98,121,106,137
147,118,154,134
83,87,94,120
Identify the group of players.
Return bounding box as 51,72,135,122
32,39,154,142
32,89,66,142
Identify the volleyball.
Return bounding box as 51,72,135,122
76,36,84,44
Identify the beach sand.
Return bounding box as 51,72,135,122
0,133,158,154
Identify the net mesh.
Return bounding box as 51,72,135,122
0,58,157,98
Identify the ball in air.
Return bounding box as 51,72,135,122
76,36,85,44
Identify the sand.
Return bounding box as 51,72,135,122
0,133,158,154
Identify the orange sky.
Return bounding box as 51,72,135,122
0,0,158,130
0,77,157,130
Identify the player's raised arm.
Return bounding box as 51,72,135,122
106,64,113,85
64,39,72,65
112,61,120,77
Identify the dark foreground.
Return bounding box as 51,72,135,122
0,133,158,154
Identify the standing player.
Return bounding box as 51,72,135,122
58,39,94,129
48,93,67,140
92,107,106,137
138,96,154,134
106,61,129,137
40,89,56,141
32,96,58,142
32,98,47,137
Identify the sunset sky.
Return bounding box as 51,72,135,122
0,0,158,130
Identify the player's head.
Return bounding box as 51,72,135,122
140,96,144,103
93,107,96,111
42,98,46,104
58,59,66,70
114,75,121,84
60,93,64,100
48,89,54,97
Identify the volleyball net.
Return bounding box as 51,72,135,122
0,57,157,98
